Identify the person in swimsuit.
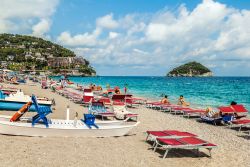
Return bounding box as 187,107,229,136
161,95,170,104
177,95,190,106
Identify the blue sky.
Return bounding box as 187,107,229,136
1,0,250,76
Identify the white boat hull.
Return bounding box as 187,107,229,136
0,116,139,137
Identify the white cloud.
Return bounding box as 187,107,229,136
109,32,119,39
32,19,51,37
0,0,59,36
96,13,119,29
57,28,102,46
58,0,250,76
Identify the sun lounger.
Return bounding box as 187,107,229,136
170,106,191,115
231,105,248,118
146,130,197,142
219,105,248,118
112,104,138,121
200,115,222,125
89,101,115,120
98,97,111,106
153,137,217,158
183,109,206,118
82,95,94,106
125,98,140,108
146,102,162,109
231,119,250,131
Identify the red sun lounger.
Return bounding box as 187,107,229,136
146,130,197,142
231,119,250,131
170,107,192,114
218,106,235,114
231,105,248,113
154,137,217,158
183,109,206,118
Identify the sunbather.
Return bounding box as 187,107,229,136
161,95,170,104
114,88,121,94
205,107,220,118
177,95,190,106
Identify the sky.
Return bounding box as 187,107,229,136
1,0,250,76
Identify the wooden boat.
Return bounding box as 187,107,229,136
0,90,52,111
0,115,140,137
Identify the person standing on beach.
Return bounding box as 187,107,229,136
73,112,78,127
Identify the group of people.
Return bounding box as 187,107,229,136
204,101,240,119
160,94,240,122
161,95,190,106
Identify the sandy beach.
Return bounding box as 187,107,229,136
0,83,249,167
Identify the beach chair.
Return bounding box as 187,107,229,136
170,106,191,115
231,104,248,118
125,98,140,108
89,101,115,120
146,102,163,110
183,109,206,118
83,88,92,93
82,114,99,129
112,104,138,121
98,97,111,106
200,115,222,125
231,119,250,131
146,130,197,147
31,95,52,127
82,95,94,106
153,137,217,158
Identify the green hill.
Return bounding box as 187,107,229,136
0,33,95,76
167,61,213,77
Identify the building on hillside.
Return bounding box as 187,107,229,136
7,55,15,61
0,61,8,68
47,57,86,68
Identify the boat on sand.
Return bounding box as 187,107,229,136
0,95,139,137
0,90,52,111
0,115,139,137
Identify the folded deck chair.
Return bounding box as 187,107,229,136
154,137,217,158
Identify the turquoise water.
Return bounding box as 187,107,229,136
52,76,250,110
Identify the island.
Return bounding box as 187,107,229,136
0,33,96,76
167,61,213,77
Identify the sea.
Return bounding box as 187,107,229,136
51,76,250,110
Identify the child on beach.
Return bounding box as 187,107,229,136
177,95,190,106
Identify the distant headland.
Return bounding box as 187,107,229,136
167,61,213,77
0,33,96,76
